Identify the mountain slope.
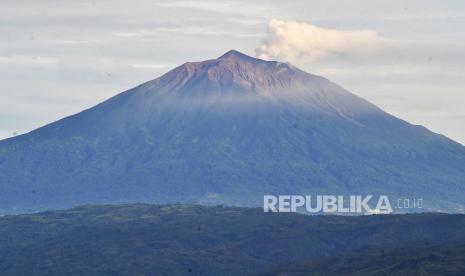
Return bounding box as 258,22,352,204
0,204,465,275
0,50,464,213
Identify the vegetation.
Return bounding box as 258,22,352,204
0,204,464,275
259,245,465,276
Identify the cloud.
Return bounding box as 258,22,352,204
0,55,58,65
256,19,380,61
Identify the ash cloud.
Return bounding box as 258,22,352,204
256,19,380,61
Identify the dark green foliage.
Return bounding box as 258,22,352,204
0,204,465,275
259,245,465,276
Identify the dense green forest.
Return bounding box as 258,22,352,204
259,245,465,276
0,204,464,275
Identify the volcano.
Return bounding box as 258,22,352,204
1,50,464,214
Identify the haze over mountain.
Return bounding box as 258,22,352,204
0,50,464,214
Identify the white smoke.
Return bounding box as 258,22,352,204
256,19,380,61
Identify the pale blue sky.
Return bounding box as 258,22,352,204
1,0,465,144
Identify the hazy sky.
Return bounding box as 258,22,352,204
1,0,465,144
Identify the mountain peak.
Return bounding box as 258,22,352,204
218,49,248,58
218,49,260,63
151,49,300,95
